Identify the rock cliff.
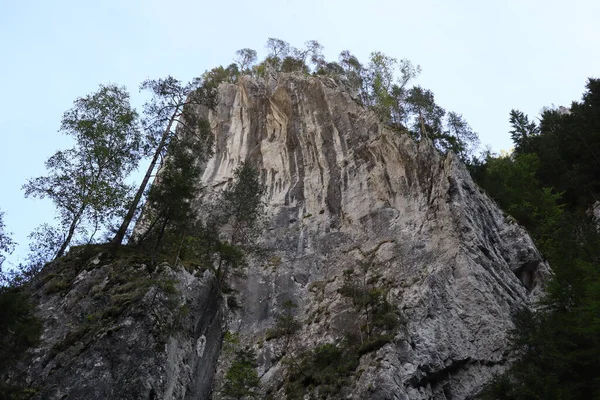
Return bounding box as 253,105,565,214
6,248,223,399
8,73,549,399
199,74,550,399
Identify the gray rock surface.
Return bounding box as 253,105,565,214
8,248,223,400
9,73,550,399
199,74,550,399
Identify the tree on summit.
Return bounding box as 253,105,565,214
112,76,216,245
235,48,258,74
23,84,142,258
509,109,539,155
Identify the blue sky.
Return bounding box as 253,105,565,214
1,0,598,265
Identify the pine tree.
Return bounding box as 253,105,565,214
112,76,216,245
218,162,266,246
509,109,539,155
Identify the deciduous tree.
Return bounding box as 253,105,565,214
234,49,257,74
405,86,445,140
23,84,142,258
0,210,15,270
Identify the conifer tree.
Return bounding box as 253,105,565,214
112,76,216,245
137,120,212,261
218,162,266,246
405,86,445,140
220,348,260,399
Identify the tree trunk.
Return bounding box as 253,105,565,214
112,108,180,245
151,215,170,265
173,228,187,266
55,206,85,258
419,109,428,139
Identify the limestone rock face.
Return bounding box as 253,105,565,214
8,73,550,400
8,249,223,400
199,74,550,399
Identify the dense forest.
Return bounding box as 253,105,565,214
473,79,600,399
0,38,598,399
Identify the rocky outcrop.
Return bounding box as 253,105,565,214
7,247,223,400
8,73,549,400
199,74,550,399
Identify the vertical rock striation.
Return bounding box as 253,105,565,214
7,73,549,400
199,74,550,399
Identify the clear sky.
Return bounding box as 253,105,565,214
1,0,598,265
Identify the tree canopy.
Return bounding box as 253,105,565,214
474,78,600,400
23,84,142,258
112,76,216,245
200,38,481,162
0,210,15,271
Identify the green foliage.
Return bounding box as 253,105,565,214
474,79,600,399
280,265,400,398
218,162,266,246
509,109,539,155
0,385,39,400
405,86,445,138
339,265,400,343
444,112,480,161
284,343,359,399
205,39,479,163
220,348,260,400
33,246,184,359
202,64,240,89
128,75,216,265
0,210,15,272
266,300,300,341
364,52,420,126
235,49,258,74
139,153,261,295
23,224,63,275
223,331,241,354
0,227,43,398
23,84,142,258
214,241,245,282
473,152,564,244
0,287,42,374
139,120,212,261
43,277,70,294
112,75,216,245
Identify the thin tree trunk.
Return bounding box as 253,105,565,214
56,206,85,258
57,157,108,257
135,212,161,245
112,107,180,245
151,215,170,265
86,213,100,245
419,109,428,139
173,228,187,266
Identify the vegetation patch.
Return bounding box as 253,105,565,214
43,277,71,295
266,300,301,341
0,287,43,372
284,343,360,399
